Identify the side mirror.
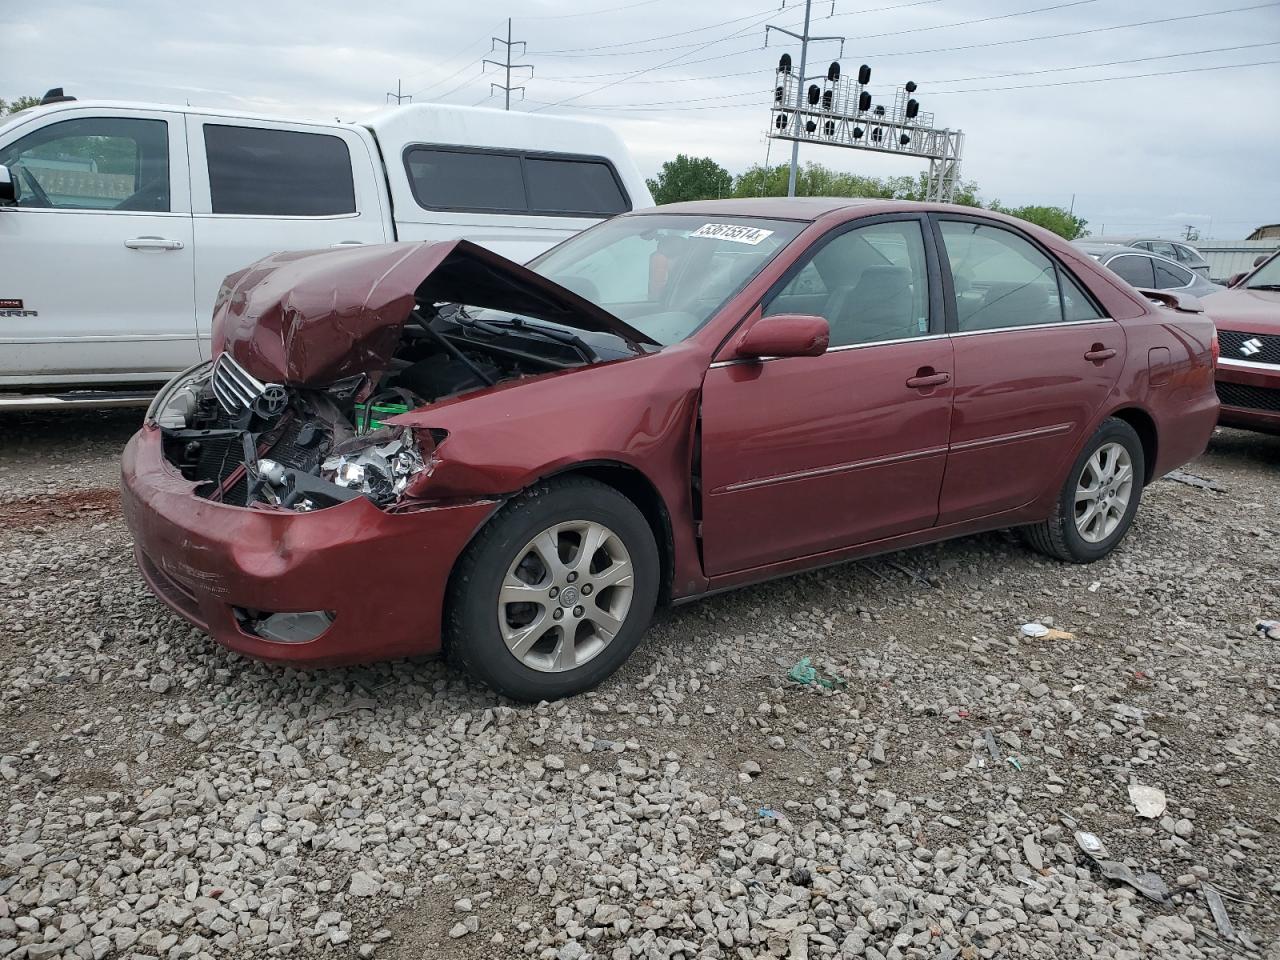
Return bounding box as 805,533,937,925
0,165,15,206
1255,254,1271,268
1227,272,1246,288
734,313,829,360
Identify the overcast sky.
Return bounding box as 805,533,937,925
5,0,1279,238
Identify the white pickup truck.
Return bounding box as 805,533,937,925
0,93,653,409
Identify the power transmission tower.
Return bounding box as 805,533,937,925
484,18,534,110
766,0,845,197
386,79,412,105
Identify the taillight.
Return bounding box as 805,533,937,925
1210,324,1220,368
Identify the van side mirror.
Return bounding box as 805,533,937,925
734,313,829,359
1227,272,1246,288
1255,254,1271,268
0,165,15,206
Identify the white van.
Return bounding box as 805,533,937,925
0,95,652,407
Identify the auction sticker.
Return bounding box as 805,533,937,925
689,223,774,245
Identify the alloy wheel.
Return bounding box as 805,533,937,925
498,520,635,673
1074,441,1134,543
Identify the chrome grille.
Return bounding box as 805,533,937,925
212,352,270,416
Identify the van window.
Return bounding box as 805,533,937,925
525,157,628,215
204,125,356,216
0,117,169,212
403,146,630,217
404,148,525,211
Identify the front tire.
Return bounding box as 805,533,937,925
1022,418,1145,563
445,476,659,701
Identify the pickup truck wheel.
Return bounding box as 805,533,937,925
446,477,659,701
1022,417,1145,563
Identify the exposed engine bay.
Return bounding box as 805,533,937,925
151,305,590,511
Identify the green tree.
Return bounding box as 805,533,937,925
646,155,733,205
989,203,1088,240
1,95,41,115
730,161,982,206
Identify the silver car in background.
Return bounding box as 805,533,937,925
1073,241,1223,299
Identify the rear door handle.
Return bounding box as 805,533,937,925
1084,346,1117,362
124,236,184,251
906,371,951,389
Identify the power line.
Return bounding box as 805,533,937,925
919,39,1280,86
924,57,1280,94
531,8,779,111
517,0,666,20
867,0,1280,59
837,0,1102,39
528,55,1280,112
531,4,779,55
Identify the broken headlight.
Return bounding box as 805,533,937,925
321,428,431,506
147,360,214,428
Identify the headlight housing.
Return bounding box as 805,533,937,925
321,427,432,506
147,360,214,428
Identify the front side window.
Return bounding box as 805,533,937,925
403,146,630,217
1153,259,1192,289
0,116,169,212
204,125,355,216
1172,244,1198,264
765,220,931,347
524,214,804,344
1149,241,1178,259
939,220,1097,330
1108,254,1155,288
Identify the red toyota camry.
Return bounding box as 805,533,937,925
122,199,1219,700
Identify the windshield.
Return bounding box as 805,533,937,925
526,214,806,345
1245,253,1280,288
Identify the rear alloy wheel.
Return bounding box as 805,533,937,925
1022,418,1145,563
446,477,659,701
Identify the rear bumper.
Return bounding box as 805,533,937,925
1215,361,1280,434
121,424,498,666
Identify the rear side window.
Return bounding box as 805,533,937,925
525,157,628,215
404,148,524,211
938,220,1101,331
403,146,630,217
1153,259,1192,289
204,125,356,216
1108,254,1155,288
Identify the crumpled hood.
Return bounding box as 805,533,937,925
1199,286,1280,336
211,239,655,386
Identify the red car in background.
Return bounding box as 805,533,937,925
1201,250,1280,433
122,199,1219,701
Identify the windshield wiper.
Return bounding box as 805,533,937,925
1246,283,1280,290
453,308,598,364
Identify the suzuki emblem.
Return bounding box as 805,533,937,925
1240,337,1263,357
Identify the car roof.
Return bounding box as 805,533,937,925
629,197,989,222
1074,241,1136,256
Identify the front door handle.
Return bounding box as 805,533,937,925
1084,345,1117,362
330,240,364,247
906,370,951,389
124,236,184,251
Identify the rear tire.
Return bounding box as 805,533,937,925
1022,417,1145,563
445,476,659,701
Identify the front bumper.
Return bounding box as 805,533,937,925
1215,360,1280,434
121,425,498,666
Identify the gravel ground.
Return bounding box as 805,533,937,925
0,410,1277,960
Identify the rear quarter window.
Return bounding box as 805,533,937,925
403,146,630,217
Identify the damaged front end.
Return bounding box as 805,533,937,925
150,239,653,512
149,353,435,510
